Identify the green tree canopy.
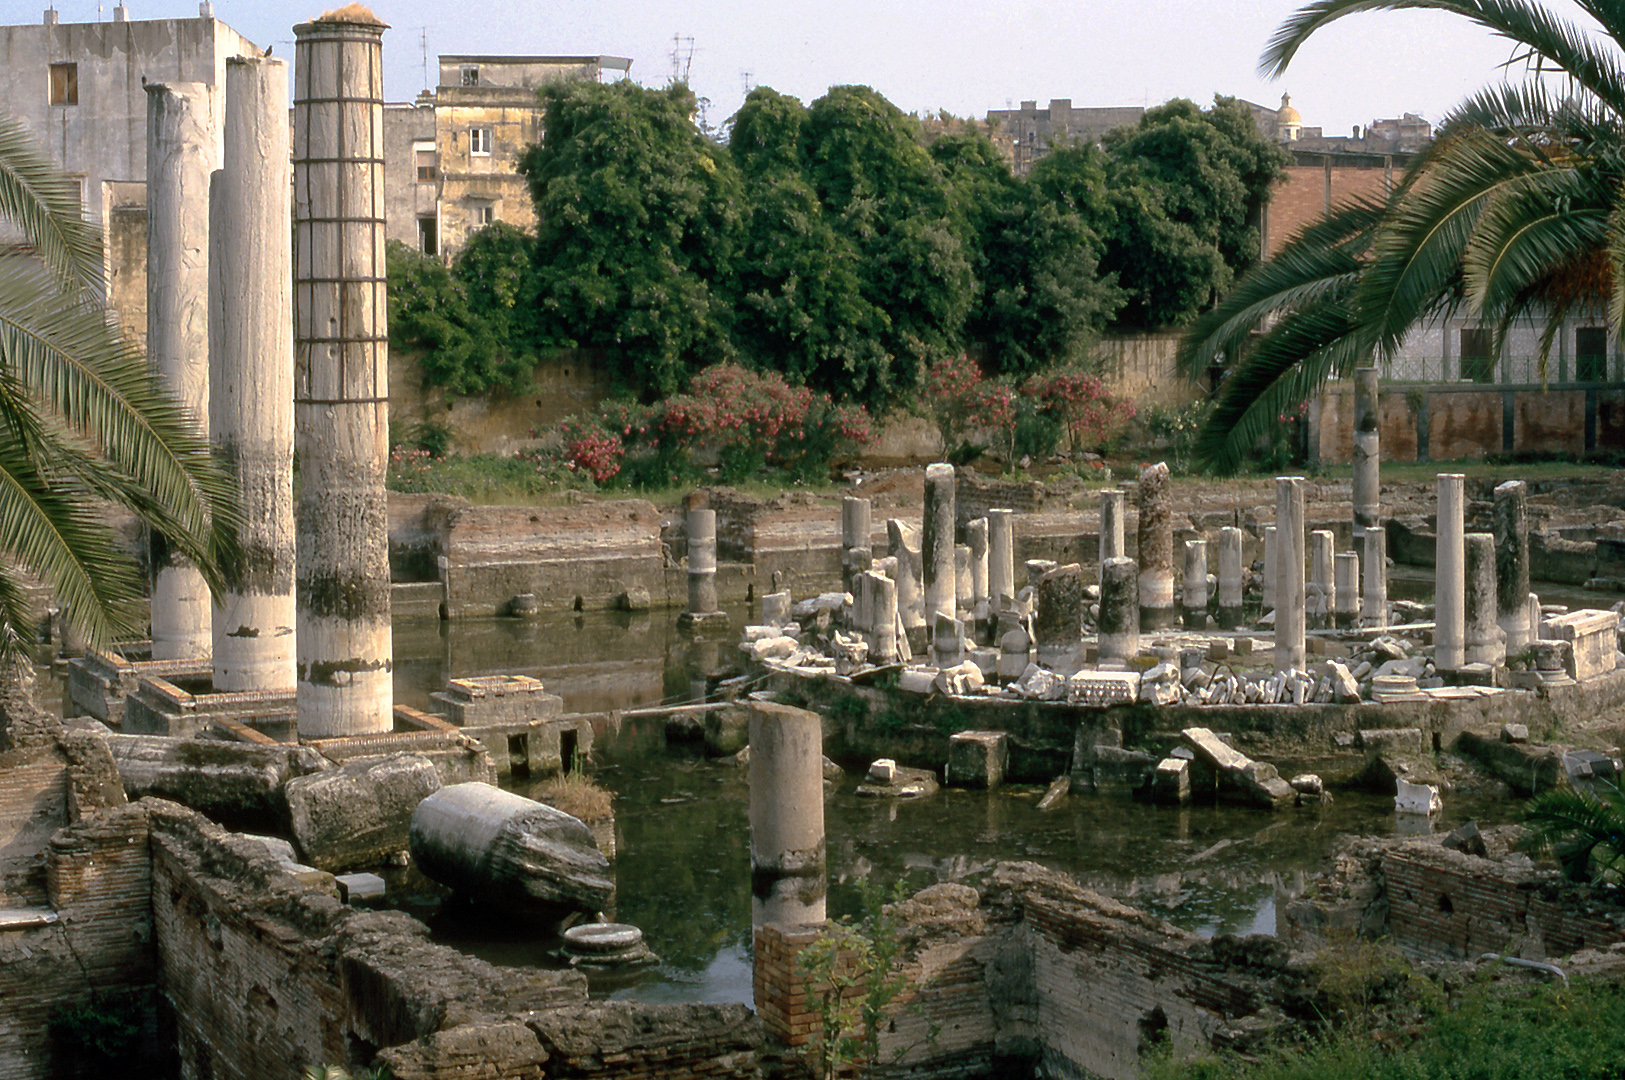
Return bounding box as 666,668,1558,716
1103,96,1289,329
519,80,744,398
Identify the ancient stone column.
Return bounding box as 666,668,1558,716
1363,524,1388,628
988,508,1015,615
679,507,727,628
1137,462,1175,630
887,519,925,645
1494,480,1532,654
967,516,990,637
954,544,973,614
841,495,871,596
1262,525,1277,613
1216,527,1244,630
748,700,826,929
922,463,957,623
1033,563,1084,674
1273,477,1306,673
1100,489,1126,561
1308,530,1335,631
293,13,392,735
1334,552,1360,630
1435,474,1467,671
1181,540,1208,630
146,81,215,661
1352,366,1381,563
1464,532,1503,667
209,58,295,694
1098,556,1139,665
866,571,898,665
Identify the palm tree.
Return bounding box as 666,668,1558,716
1523,774,1625,885
0,110,234,655
1179,0,1625,471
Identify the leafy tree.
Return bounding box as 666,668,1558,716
727,87,891,404
1179,0,1625,470
387,237,533,397
933,129,1124,374
519,80,743,398
1103,97,1289,329
0,111,234,653
802,86,975,397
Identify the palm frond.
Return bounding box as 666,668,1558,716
1523,777,1625,883
0,113,103,293
1263,0,1625,120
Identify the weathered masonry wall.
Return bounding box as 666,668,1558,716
1312,382,1625,464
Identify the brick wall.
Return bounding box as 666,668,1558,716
1383,850,1625,961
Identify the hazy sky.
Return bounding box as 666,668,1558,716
13,0,1547,136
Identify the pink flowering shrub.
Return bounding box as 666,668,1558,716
1022,368,1136,451
919,354,1134,462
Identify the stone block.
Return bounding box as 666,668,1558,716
433,675,563,726
1357,728,1425,756
946,730,1008,789
1065,670,1141,706
1500,724,1529,744
1394,777,1442,815
1544,609,1621,681
285,753,444,872
854,765,939,799
867,758,897,784
1151,757,1190,804
704,706,751,756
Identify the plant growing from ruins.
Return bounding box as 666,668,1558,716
0,110,236,655
48,996,143,1069
796,877,936,1080
1521,774,1625,887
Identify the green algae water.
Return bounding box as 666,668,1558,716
382,604,1524,1006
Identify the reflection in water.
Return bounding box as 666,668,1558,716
390,604,1523,1006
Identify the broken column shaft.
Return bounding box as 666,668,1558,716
1352,366,1381,563
1308,530,1335,631
887,519,925,646
1034,563,1085,675
967,516,989,635
1334,551,1360,630
1262,526,1277,612
922,464,957,624
293,14,393,735
1137,462,1175,630
1273,477,1306,673
209,58,295,693
841,495,871,596
1098,556,1139,665
748,701,826,929
147,81,215,661
865,571,898,664
1435,474,1466,671
1181,540,1208,630
679,506,727,628
1362,524,1388,628
1464,532,1503,667
1216,527,1243,630
1494,480,1532,654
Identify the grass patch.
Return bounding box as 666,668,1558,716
533,769,613,822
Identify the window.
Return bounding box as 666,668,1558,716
417,215,438,257
414,142,437,183
460,65,479,86
469,127,492,156
473,204,494,227
1577,327,1608,382
1459,328,1495,383
49,62,77,106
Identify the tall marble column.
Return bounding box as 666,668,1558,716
1033,563,1084,675
1435,474,1467,671
1464,532,1503,667
1334,552,1360,630
209,58,295,694
922,464,957,624
1494,480,1532,654
1262,525,1277,613
1273,477,1306,673
1137,462,1175,630
988,508,1015,617
1100,489,1126,561
1215,527,1243,630
841,495,871,596
967,516,990,637
293,12,393,735
1352,366,1381,563
887,519,925,646
679,506,728,628
147,81,215,661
